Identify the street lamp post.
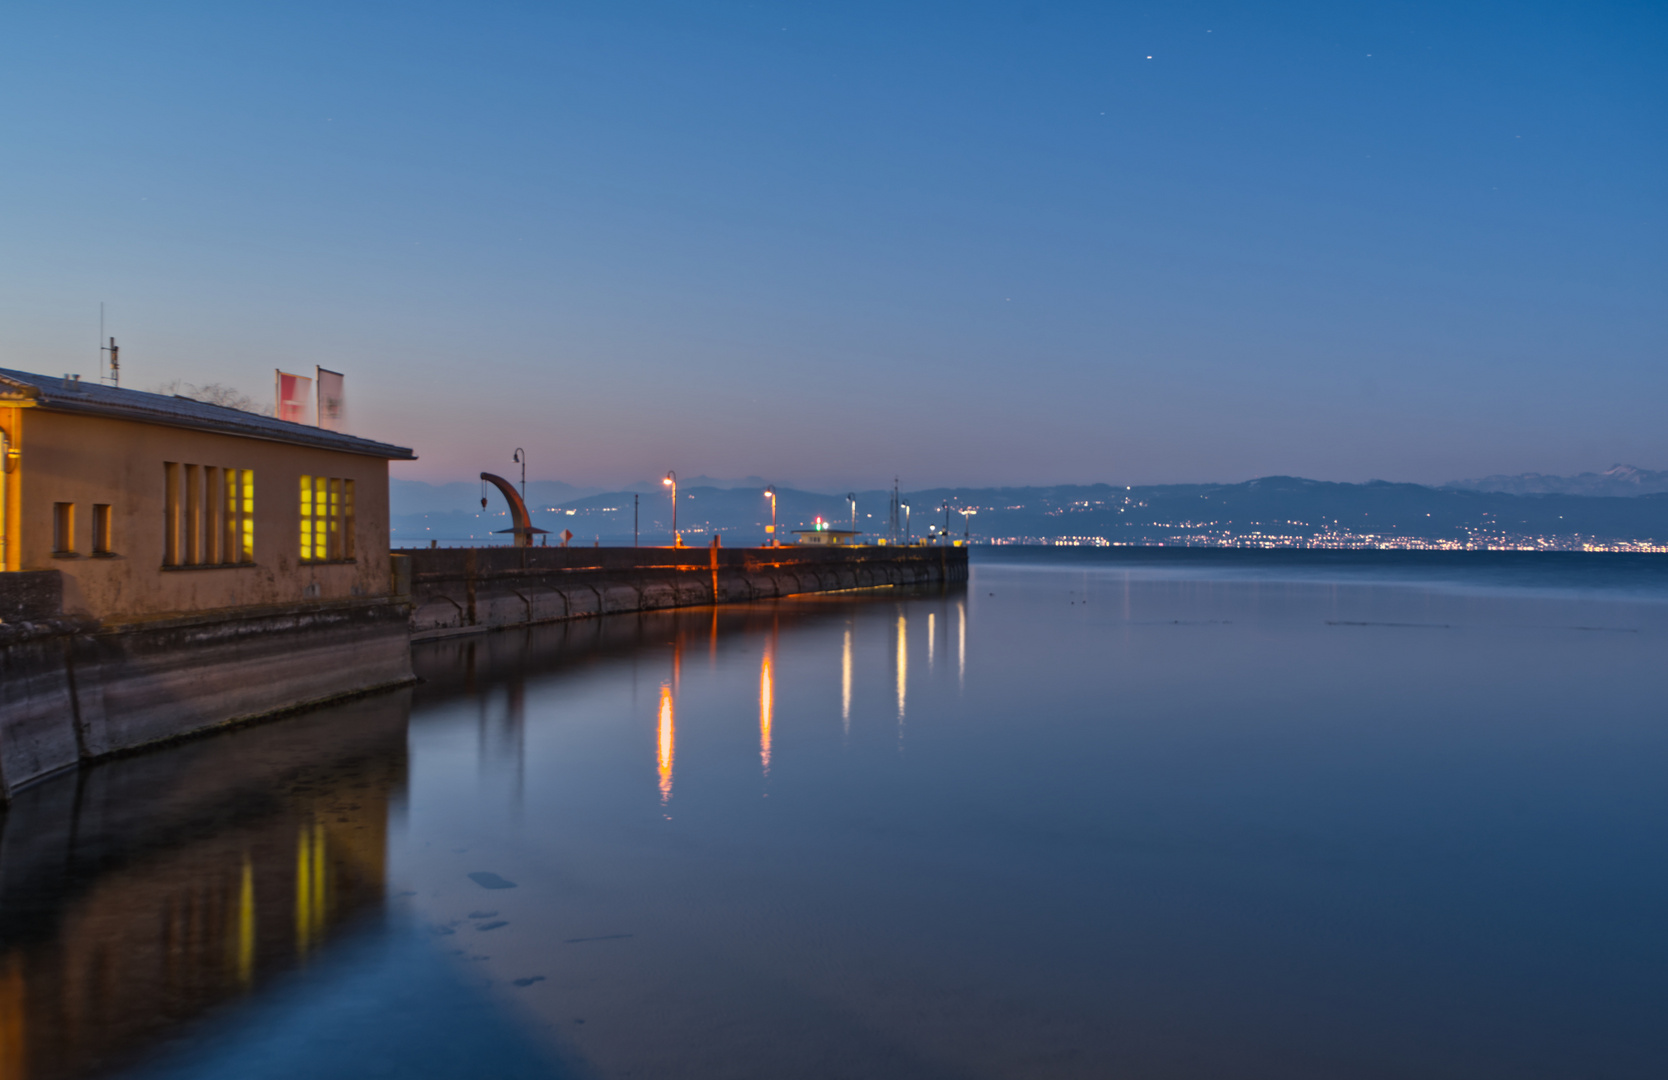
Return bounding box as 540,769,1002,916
847,493,856,532
902,501,911,545
764,486,778,546
663,471,678,546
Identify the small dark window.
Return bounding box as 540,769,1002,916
53,502,75,555
93,504,113,555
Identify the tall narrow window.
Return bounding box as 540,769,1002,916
93,504,112,555
342,479,355,559
204,466,221,564
164,462,181,566
184,463,202,565
238,469,255,562
53,502,75,555
301,475,353,562
328,478,342,559
224,468,240,563
299,475,315,561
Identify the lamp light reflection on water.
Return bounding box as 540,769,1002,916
957,601,966,686
841,626,853,732
927,612,935,668
895,614,907,723
657,684,675,806
759,653,773,777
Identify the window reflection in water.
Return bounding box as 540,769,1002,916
658,683,675,806
0,694,406,1080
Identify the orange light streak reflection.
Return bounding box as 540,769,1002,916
657,684,675,805
841,626,853,732
895,614,907,721
760,654,774,776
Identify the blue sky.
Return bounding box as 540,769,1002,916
3,1,1662,488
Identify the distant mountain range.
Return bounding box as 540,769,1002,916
1445,464,1668,498
390,474,1668,550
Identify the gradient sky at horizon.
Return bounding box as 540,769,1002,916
3,1,1663,489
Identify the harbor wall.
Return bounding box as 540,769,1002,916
399,544,968,640
0,572,412,801
1,545,964,800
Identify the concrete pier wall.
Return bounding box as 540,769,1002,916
400,544,968,640
1,574,412,801
1,545,964,801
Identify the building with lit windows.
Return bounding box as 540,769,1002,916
0,368,416,802
0,368,413,621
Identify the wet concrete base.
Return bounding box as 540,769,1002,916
0,600,413,800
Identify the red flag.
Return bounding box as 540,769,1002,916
276,370,312,424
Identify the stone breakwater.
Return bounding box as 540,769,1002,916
0,546,967,799
399,544,969,640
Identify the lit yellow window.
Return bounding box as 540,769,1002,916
239,470,254,561
342,479,355,559
328,478,341,559
300,475,314,561
301,474,354,562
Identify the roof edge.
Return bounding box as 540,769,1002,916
34,392,416,460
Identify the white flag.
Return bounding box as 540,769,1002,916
316,367,344,431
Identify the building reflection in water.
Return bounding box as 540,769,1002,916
0,691,408,1080
759,651,774,777
658,683,676,806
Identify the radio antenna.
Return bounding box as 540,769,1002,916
98,303,120,387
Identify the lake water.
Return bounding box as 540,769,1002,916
3,550,1666,1079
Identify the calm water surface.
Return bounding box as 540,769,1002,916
3,550,1667,1079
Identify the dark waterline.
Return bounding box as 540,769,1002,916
2,550,1665,1078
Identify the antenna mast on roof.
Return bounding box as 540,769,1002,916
97,303,120,388
98,303,119,387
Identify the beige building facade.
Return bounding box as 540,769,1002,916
0,369,414,623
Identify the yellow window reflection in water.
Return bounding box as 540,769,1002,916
658,684,675,806
760,653,773,776
234,856,255,989
295,821,328,958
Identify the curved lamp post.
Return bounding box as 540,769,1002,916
663,470,678,546
512,448,526,504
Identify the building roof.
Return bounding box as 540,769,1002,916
791,528,862,536
0,368,415,460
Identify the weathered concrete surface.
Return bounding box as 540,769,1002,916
0,583,413,801
0,569,62,622
402,544,968,640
